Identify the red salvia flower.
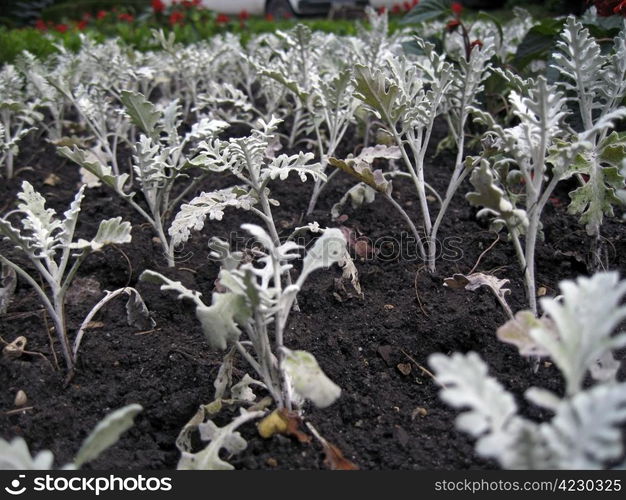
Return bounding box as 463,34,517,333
151,0,165,13
445,19,461,32
377,6,387,14
55,24,68,33
265,13,274,21
451,1,463,16
76,19,88,30
118,13,134,22
96,10,107,19
216,13,230,23
403,1,411,11
239,9,250,21
169,11,185,25
589,0,626,16
391,4,402,14
35,19,47,31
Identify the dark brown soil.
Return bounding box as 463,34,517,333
1,124,625,470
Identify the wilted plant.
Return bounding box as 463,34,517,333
0,404,142,469
430,272,626,469
0,181,151,371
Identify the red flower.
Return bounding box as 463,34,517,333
216,13,230,23
239,9,250,21
589,0,626,16
151,0,165,13
182,0,193,7
169,11,185,25
403,1,411,10
76,19,88,30
96,10,107,19
55,24,68,33
193,0,202,5
377,6,387,14
412,0,419,6
35,19,47,31
470,39,484,49
118,13,134,22
265,13,274,21
445,19,461,32
391,4,402,14
451,1,463,16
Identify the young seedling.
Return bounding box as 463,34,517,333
141,223,346,413
551,16,626,266
0,404,142,469
467,72,625,313
59,90,228,266
430,272,626,469
336,37,494,272
0,182,150,371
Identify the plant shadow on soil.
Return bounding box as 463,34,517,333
1,121,625,470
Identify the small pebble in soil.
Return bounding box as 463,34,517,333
266,457,278,467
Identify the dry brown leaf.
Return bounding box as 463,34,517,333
2,336,27,360
411,407,428,420
44,173,61,186
397,363,412,376
257,409,311,443
322,441,359,470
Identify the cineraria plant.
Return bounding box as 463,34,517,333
0,404,142,469
551,16,626,259
0,182,152,371
430,272,626,469
467,69,625,313
0,64,42,179
168,116,325,251
333,37,493,272
60,90,228,266
141,223,346,416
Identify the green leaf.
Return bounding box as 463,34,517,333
513,18,562,71
402,0,450,24
73,404,142,468
120,90,162,138
0,437,54,470
72,217,132,252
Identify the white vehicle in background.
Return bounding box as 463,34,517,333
163,0,393,17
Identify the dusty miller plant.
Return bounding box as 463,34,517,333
141,223,346,413
0,404,141,469
59,91,228,266
333,38,493,271
430,272,626,469
0,64,42,179
168,116,325,252
551,16,626,262
467,69,625,313
0,182,151,371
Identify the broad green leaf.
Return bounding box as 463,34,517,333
402,0,450,24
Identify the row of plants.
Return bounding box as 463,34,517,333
1,2,626,469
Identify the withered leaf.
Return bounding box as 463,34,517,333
321,441,359,470
397,363,412,376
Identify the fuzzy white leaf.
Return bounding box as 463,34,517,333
0,437,54,470
282,349,341,408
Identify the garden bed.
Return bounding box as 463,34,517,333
2,119,624,469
